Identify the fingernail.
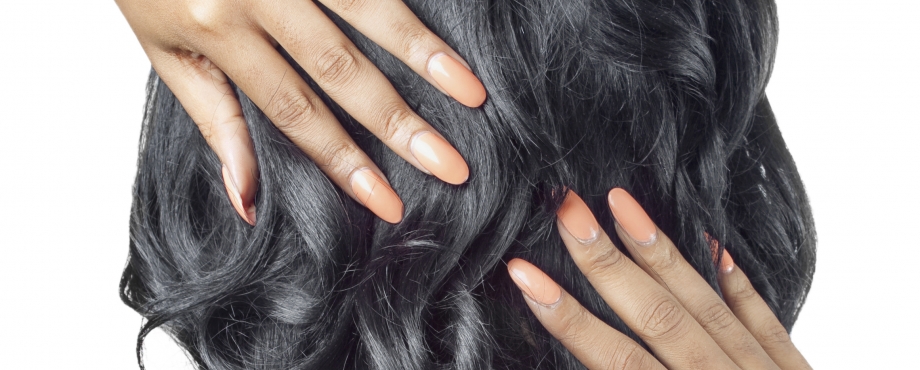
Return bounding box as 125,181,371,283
410,131,469,185
246,205,257,224
507,258,562,306
222,164,255,225
427,53,487,108
556,190,600,243
720,249,735,273
705,232,719,264
607,188,657,244
349,168,404,224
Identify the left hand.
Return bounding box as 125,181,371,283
507,189,811,369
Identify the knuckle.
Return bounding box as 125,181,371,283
756,322,792,349
584,243,626,277
268,89,320,134
196,122,216,144
183,0,225,34
317,140,360,174
376,104,415,142
696,301,736,334
731,281,761,304
332,0,367,13
647,244,682,272
637,298,686,341
554,306,590,341
603,342,650,370
314,44,361,86
394,22,432,58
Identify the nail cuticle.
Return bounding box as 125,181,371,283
426,52,447,75
621,224,658,246
507,258,562,307
347,167,373,205
349,167,404,224
607,188,658,246
221,164,255,225
558,219,599,245
521,290,563,309
556,190,602,245
408,132,433,175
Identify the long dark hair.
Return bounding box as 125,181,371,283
120,0,816,368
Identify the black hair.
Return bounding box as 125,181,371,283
120,0,816,368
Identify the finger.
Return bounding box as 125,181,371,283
320,0,487,107
255,1,470,185
506,258,665,370
203,34,404,223
149,50,258,225
600,189,780,369
554,191,739,369
718,251,813,369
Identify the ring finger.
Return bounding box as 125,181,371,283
204,32,405,223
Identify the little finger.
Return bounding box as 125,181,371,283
150,49,258,225
718,252,812,369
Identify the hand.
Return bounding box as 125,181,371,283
507,189,812,369
116,0,486,224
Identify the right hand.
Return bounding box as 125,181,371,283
116,0,486,224
508,189,812,369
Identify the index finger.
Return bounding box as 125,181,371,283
319,0,487,107
506,258,665,370
554,190,739,369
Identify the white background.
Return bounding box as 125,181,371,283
0,0,917,368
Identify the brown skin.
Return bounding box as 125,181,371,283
115,0,478,223
118,3,809,366
516,192,812,369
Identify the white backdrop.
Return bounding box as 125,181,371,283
0,1,916,368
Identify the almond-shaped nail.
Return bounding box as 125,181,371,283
427,53,487,108
607,188,657,244
556,190,600,243
507,258,562,306
222,164,255,225
350,168,404,224
410,132,469,185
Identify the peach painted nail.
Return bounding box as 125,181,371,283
222,165,255,225
720,249,735,273
705,232,719,264
350,168,404,224
607,188,657,244
410,132,469,185
556,190,600,243
507,258,562,306
427,53,487,108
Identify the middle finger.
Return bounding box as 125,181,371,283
255,0,470,185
